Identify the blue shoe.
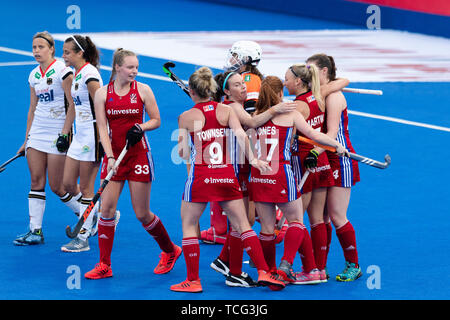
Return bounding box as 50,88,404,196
13,229,44,246
336,261,362,282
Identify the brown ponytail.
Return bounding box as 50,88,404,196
254,76,283,115
65,35,100,68
306,53,337,81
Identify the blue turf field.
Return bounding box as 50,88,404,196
0,0,449,301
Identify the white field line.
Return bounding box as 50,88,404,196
0,61,37,66
347,110,450,132
1,45,449,133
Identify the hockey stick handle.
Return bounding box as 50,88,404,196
163,62,190,97
65,144,129,238
342,88,383,95
0,151,25,173
296,135,391,169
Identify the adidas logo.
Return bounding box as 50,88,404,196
99,234,109,240
345,245,356,251
281,190,286,194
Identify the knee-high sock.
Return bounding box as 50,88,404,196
298,228,317,272
228,230,243,276
60,192,82,216
28,190,46,231
336,221,359,266
240,230,269,272
325,221,332,256
259,232,276,272
143,215,175,253
281,222,305,265
78,198,99,241
218,230,231,263
311,223,328,270
182,237,200,281
210,202,228,234
98,216,115,266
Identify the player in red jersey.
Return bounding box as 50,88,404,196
84,48,181,280
249,76,348,285
200,41,265,245
171,67,286,293
284,63,349,282
307,53,362,281
207,71,295,287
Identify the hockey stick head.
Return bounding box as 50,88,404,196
65,224,78,239
383,154,391,168
163,62,176,69
163,62,176,76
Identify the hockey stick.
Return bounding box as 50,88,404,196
65,143,129,238
276,170,310,229
296,135,391,169
342,88,383,95
162,62,190,97
0,151,25,173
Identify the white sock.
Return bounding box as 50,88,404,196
78,198,99,240
28,190,46,231
60,192,82,216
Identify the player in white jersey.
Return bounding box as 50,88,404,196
60,35,105,252
14,31,81,246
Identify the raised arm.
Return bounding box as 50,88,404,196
292,110,347,156
231,101,297,128
320,78,350,99
226,105,271,173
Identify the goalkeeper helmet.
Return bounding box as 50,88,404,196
225,40,262,72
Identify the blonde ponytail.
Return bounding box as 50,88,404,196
188,66,217,99
289,63,323,108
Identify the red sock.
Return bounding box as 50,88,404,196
182,237,200,281
311,223,328,270
218,230,231,263
259,232,276,272
336,221,359,266
98,217,116,266
240,230,269,272
143,215,174,253
228,230,243,276
325,221,332,256
281,222,305,265
298,228,317,272
210,202,228,235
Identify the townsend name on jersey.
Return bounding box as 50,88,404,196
196,128,230,141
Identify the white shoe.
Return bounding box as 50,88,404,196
61,237,90,253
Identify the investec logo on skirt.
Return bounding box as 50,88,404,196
203,177,235,184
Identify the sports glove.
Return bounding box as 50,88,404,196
56,134,70,152
304,149,319,169
126,123,144,147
